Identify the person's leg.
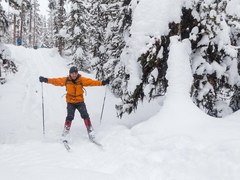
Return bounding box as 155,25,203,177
76,102,95,139
62,103,76,137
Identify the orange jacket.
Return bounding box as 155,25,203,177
47,75,102,103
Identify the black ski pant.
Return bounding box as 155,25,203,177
66,102,92,132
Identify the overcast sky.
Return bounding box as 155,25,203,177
1,0,49,16
39,0,49,17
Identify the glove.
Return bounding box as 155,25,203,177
39,76,48,83
102,78,110,85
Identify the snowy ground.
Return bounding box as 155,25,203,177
1,42,240,180
0,45,160,180
1,0,240,179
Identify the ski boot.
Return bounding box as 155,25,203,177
61,120,72,141
84,118,96,141
88,129,96,141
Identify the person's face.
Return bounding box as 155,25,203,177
70,72,78,80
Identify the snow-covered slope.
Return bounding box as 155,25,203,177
1,0,240,179
1,40,240,180
0,45,161,180
133,37,240,143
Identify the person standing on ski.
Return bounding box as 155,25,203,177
39,66,109,141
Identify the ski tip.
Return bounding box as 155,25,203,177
62,140,72,152
90,139,104,149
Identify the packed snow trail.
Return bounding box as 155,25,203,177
1,45,240,180
0,46,68,143
0,45,160,180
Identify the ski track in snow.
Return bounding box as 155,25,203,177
1,45,240,179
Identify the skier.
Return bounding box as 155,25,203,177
39,66,109,141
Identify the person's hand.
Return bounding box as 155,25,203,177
39,76,48,83
102,78,110,85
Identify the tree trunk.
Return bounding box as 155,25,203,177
33,0,36,46
58,0,65,56
29,0,32,46
13,15,16,45
50,12,54,47
20,4,24,40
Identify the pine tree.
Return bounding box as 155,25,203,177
3,0,48,48
9,0,22,45
47,1,55,48
91,0,133,91
115,23,178,117
64,0,91,72
52,0,66,55
90,0,110,79
226,2,240,113
0,1,9,37
32,0,41,48
113,0,240,118
105,0,132,77
181,0,240,117
105,0,172,117
0,0,17,84
93,0,133,79
19,0,31,46
7,0,32,46
41,16,52,48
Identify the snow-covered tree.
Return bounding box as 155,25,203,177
111,0,240,118
89,0,134,116
0,1,9,37
98,0,173,117
51,0,66,55
88,0,107,78
64,0,91,72
41,16,52,48
46,3,55,48
7,0,32,46
93,0,132,80
182,0,240,117
3,0,48,48
0,0,17,84
115,23,178,117
31,0,42,48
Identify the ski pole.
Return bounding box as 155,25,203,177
100,86,107,124
41,83,45,135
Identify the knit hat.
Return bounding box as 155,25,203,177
69,66,78,74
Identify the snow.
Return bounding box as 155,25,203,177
1,38,240,180
132,37,240,142
132,0,183,37
0,45,160,179
226,0,240,17
1,0,240,179
121,0,185,92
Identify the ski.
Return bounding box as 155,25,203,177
62,140,71,151
89,139,103,148
61,136,102,150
